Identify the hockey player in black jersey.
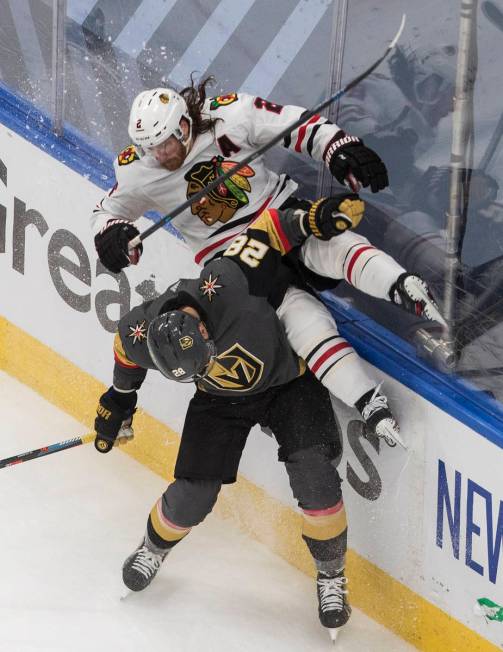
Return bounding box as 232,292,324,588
93,195,443,641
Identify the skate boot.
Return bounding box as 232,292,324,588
317,569,351,642
122,538,169,591
355,384,406,449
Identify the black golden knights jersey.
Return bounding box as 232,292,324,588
91,92,344,265
112,207,309,396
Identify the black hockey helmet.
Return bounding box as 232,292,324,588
146,310,216,383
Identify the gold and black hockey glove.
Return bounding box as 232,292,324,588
94,387,137,453
305,194,365,240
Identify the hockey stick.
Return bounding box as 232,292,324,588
128,14,406,250
0,421,138,469
0,433,95,469
0,428,133,469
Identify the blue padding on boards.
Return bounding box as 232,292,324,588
322,292,503,449
0,81,114,189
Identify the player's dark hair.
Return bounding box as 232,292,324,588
180,74,222,138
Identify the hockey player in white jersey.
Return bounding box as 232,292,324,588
91,79,445,447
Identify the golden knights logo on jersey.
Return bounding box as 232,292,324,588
204,343,264,391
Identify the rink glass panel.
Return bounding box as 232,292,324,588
61,0,335,195
333,0,503,402
0,0,54,112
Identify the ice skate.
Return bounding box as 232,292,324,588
122,538,169,591
357,384,407,449
317,569,351,643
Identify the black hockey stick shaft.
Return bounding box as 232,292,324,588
128,14,406,249
0,433,95,469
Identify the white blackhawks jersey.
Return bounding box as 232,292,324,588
91,92,345,266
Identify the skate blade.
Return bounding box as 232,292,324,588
391,432,408,450
427,305,447,328
380,424,408,450
414,289,445,325
120,588,134,601
326,619,350,644
328,627,339,643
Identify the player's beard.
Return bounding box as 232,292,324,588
161,152,185,171
159,140,187,171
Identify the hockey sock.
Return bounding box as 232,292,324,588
146,497,192,550
301,501,348,572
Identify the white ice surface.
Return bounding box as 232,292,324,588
0,371,415,652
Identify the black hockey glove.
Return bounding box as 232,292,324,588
389,273,447,326
95,220,143,274
94,387,137,454
326,132,389,193
304,194,365,240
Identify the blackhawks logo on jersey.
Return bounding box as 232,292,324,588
204,343,264,392
209,93,238,110
118,145,139,166
184,156,255,226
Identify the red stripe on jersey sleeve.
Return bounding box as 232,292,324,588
295,115,320,153
268,208,292,254
114,350,140,369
